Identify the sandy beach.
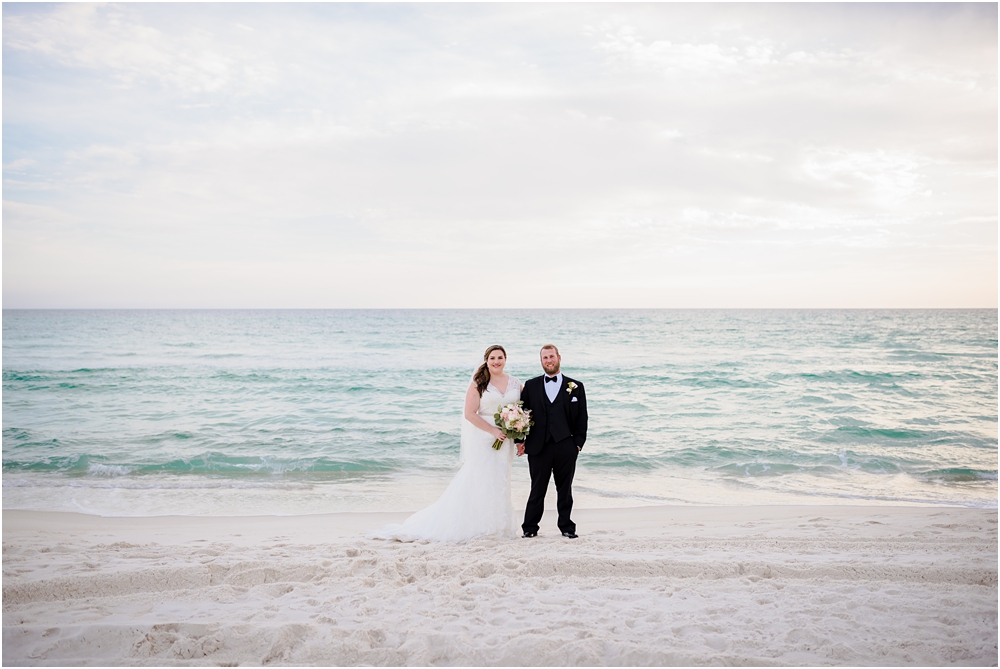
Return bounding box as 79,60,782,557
3,505,996,666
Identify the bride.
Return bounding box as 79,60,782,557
369,345,521,542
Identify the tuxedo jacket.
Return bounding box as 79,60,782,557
518,374,588,456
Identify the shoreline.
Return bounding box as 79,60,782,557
6,468,995,517
4,505,997,665
4,502,996,529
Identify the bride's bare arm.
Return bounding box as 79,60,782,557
464,383,506,441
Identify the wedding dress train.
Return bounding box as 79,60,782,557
368,377,519,542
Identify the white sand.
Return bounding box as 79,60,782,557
3,505,996,666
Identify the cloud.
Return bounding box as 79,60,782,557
799,149,930,205
2,3,996,307
597,28,743,75
4,4,277,95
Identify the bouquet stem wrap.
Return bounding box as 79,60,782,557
492,401,533,450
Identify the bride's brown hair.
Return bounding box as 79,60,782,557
473,345,506,397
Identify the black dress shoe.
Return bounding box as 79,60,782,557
522,531,537,538
561,531,578,539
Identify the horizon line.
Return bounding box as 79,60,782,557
3,306,997,312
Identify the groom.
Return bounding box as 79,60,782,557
516,344,588,539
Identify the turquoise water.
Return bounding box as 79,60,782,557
3,309,996,515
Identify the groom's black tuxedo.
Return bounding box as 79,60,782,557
519,375,588,455
518,374,588,535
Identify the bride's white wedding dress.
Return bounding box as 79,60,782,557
369,376,520,542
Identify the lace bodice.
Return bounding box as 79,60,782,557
478,375,520,417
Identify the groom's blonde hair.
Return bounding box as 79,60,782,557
540,344,559,355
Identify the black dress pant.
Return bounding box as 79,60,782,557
522,435,578,534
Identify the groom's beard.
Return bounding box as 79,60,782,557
542,364,560,375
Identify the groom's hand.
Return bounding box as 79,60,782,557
517,444,525,457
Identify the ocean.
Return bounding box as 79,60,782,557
2,309,996,516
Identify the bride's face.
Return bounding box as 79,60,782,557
487,350,506,375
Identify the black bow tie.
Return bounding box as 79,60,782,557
545,376,559,383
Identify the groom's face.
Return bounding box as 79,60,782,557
540,348,561,375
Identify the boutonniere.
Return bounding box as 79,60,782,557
566,382,578,394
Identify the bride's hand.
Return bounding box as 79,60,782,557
490,427,505,442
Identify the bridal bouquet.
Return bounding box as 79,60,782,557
492,401,533,450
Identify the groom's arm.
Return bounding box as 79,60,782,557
515,380,533,445
515,380,533,457
573,382,588,450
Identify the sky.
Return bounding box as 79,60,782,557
2,2,997,308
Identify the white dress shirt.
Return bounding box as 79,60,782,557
543,371,563,403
